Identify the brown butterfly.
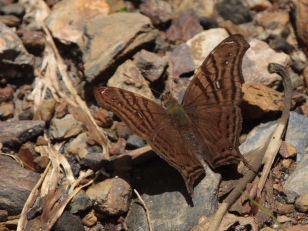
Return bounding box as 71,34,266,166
95,34,250,196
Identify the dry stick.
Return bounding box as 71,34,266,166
257,63,292,197
134,189,154,231
192,63,292,231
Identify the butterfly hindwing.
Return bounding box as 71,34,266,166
182,34,250,168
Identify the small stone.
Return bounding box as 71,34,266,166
109,138,126,156
70,190,93,213
107,60,156,101
140,0,172,26
243,39,291,88
49,114,83,140
16,30,45,54
36,136,48,146
0,86,14,103
0,15,20,27
170,43,195,78
165,9,203,42
0,102,14,119
133,50,168,82
217,0,252,24
116,122,131,139
33,156,50,169
274,203,295,214
199,17,218,30
279,141,297,158
53,211,85,231
127,134,145,149
0,210,8,222
66,133,88,155
92,107,113,128
277,215,292,223
246,0,271,11
187,28,229,67
40,98,56,123
295,193,308,212
54,100,68,118
0,3,25,17
86,178,132,216
81,152,106,171
81,209,97,227
281,159,293,169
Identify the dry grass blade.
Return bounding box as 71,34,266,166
134,189,153,231
17,143,95,231
191,63,292,231
257,63,292,197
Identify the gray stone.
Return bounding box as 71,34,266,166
126,158,220,230
0,155,40,215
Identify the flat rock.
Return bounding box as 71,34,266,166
285,111,308,160
239,120,277,155
133,49,168,82
0,155,40,215
49,114,83,140
125,158,220,230
187,28,229,67
140,0,172,26
0,120,45,147
107,59,156,101
46,0,109,43
86,178,132,216
0,22,34,79
243,39,291,88
217,0,252,24
77,12,157,82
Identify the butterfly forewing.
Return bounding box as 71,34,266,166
182,34,249,168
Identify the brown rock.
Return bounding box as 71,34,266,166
92,107,113,128
107,60,156,101
165,9,203,42
291,0,308,56
295,193,308,212
133,50,168,82
278,224,308,231
0,210,8,222
0,102,14,119
0,120,45,147
0,155,40,215
77,13,157,82
243,39,291,88
55,100,68,118
140,0,172,26
86,178,132,216
299,104,308,117
81,209,97,227
109,138,126,156
170,43,195,78
16,142,41,172
49,114,83,139
0,86,14,103
39,98,56,122
66,132,88,155
274,203,295,214
16,30,45,53
220,20,249,41
246,0,271,11
242,82,285,120
0,22,34,79
34,156,50,169
0,15,20,27
187,28,229,67
116,122,131,139
46,0,109,43
279,141,297,158
281,159,293,169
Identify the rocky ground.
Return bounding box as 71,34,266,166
0,0,308,230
